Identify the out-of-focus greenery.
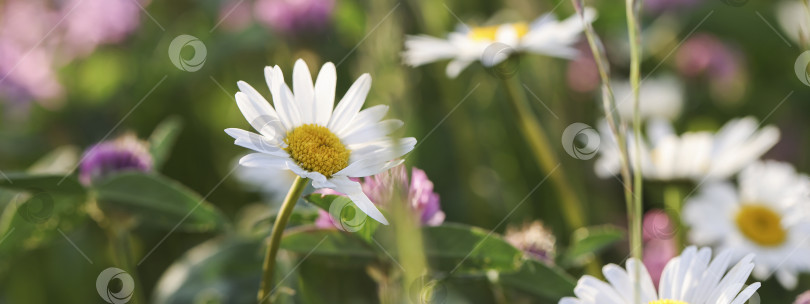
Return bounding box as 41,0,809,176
1,0,810,302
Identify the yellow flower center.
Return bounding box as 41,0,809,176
735,204,787,247
468,22,529,41
649,300,688,304
284,124,350,178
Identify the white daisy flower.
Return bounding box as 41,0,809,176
596,117,780,181
232,155,298,204
612,75,684,121
225,59,417,225
684,160,810,289
402,8,597,78
560,246,761,304
776,1,810,45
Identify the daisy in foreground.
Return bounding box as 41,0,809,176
225,59,415,300
560,246,761,304
226,59,415,225
684,160,810,289
402,8,596,78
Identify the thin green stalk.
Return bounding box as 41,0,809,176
626,0,644,302
258,176,310,303
500,74,585,230
107,225,144,304
664,185,684,250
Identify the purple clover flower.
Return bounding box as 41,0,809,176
504,221,556,264
314,165,445,228
79,134,153,185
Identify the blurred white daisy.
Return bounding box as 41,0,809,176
612,75,684,121
402,8,596,78
684,160,810,289
776,1,810,45
596,117,780,181
225,59,416,225
560,246,761,304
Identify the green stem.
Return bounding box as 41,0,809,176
664,185,684,250
258,176,310,303
107,225,144,304
626,0,644,301
500,74,586,230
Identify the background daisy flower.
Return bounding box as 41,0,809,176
596,117,780,181
560,246,761,304
402,8,597,78
225,59,416,225
684,160,810,289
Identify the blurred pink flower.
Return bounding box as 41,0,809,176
254,0,334,35
676,33,741,81
0,0,144,108
218,0,254,32
314,165,445,229
795,291,810,304
566,44,600,93
60,0,142,58
642,209,678,288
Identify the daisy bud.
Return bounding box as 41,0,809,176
504,221,556,264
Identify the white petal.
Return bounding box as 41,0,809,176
330,176,388,225
224,128,287,156
342,119,404,145
293,59,316,123
339,104,390,137
314,62,337,126
728,282,760,304
446,59,474,78
402,35,459,67
776,269,798,289
266,66,302,129
234,84,282,137
239,153,290,169
328,74,371,135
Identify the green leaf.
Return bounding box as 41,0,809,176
0,173,86,197
500,259,577,300
303,194,379,243
152,237,263,304
280,227,378,260
562,225,624,267
0,191,88,261
422,223,523,274
93,172,228,232
148,116,183,170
